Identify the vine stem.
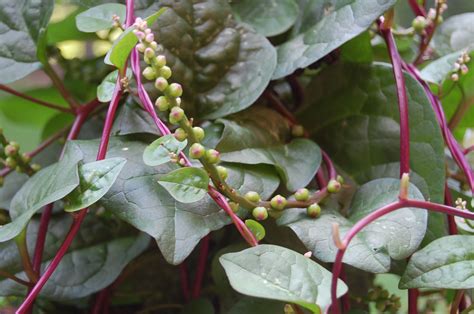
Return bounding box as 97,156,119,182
0,270,31,287
42,64,80,111
0,85,73,114
192,235,210,298
408,0,426,17
330,198,474,314
413,0,443,65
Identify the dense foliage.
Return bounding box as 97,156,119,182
0,0,473,313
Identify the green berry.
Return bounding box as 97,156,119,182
192,127,205,142
142,67,156,80
155,77,169,92
166,83,183,98
291,124,305,137
380,290,389,299
169,107,184,124
4,144,18,157
412,16,427,33
205,149,220,164
252,206,268,221
229,202,239,213
306,203,321,218
217,165,228,180
155,55,167,68
270,194,287,210
137,43,146,53
31,163,41,172
144,47,155,59
376,300,386,312
336,175,344,184
189,143,205,159
174,128,187,141
367,290,379,301
294,188,310,201
21,153,31,164
5,157,16,169
327,179,341,193
245,191,261,203
159,66,172,79
155,96,169,111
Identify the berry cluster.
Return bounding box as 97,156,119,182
450,51,470,82
367,286,402,313
412,0,447,34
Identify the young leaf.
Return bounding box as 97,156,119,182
104,8,167,74
158,168,209,204
432,13,474,55
64,157,127,212
272,0,396,78
76,3,126,32
400,235,474,289
219,244,348,313
244,219,265,241
279,178,428,273
0,0,54,84
143,135,188,167
231,0,299,37
97,69,132,102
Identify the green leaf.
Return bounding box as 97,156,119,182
272,0,396,79
340,31,373,63
97,69,132,102
104,8,166,74
420,51,465,84
180,298,215,314
221,139,321,191
136,1,276,119
143,135,188,167
298,62,446,243
47,9,97,43
64,157,127,212
0,0,54,84
227,298,286,314
400,235,474,289
432,13,474,55
219,244,348,313
158,168,209,204
76,3,126,32
231,0,299,37
112,99,159,135
244,219,265,241
0,143,82,242
279,178,428,273
0,215,149,300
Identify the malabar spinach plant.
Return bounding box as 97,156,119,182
0,0,473,313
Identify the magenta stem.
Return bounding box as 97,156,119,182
179,263,191,301
192,235,210,298
408,0,426,17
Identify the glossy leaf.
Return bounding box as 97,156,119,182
272,0,396,78
136,1,277,119
279,178,428,273
220,244,348,313
244,219,265,241
298,62,446,242
97,69,132,102
64,157,127,212
432,13,474,55
400,235,474,289
158,168,209,204
76,3,126,32
112,99,159,135
143,135,187,167
231,0,299,37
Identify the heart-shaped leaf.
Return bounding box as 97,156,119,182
420,51,466,84
432,13,474,55
400,235,474,289
279,178,428,273
220,244,348,313
64,157,127,212
143,135,188,167
158,167,209,204
76,3,126,32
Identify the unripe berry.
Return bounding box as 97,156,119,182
142,67,156,80
270,194,287,210
461,64,469,75
144,47,155,59
376,300,386,312
5,157,16,168
451,73,459,81
4,144,18,157
31,163,41,172
159,66,172,79
166,83,183,98
294,188,309,201
205,149,220,164
306,203,321,218
245,191,261,202
145,33,154,43
174,128,187,141
155,96,169,111
189,143,205,159
155,77,169,92
156,55,167,68
137,43,146,53
169,107,185,124
327,179,341,193
412,16,427,33
229,202,239,213
252,206,268,221
336,175,344,184
21,153,31,164
192,127,205,142
217,165,228,180
291,124,305,137
149,41,159,51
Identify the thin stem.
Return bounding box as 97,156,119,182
451,290,465,314
0,269,32,287
448,96,473,131
0,85,73,114
192,235,210,299
408,0,426,17
461,304,474,314
15,228,38,284
263,90,297,125
414,1,442,65
43,65,80,110
444,184,458,235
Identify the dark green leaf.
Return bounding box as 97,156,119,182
400,235,474,289
220,244,348,313
76,3,126,32
231,0,299,37
272,0,396,78
158,167,209,203
143,135,187,166
279,178,428,273
432,13,474,55
64,157,127,212
97,69,132,102
244,219,265,241
137,1,277,119
227,297,286,314
181,298,215,314
0,0,54,83
298,62,446,242
112,99,159,135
